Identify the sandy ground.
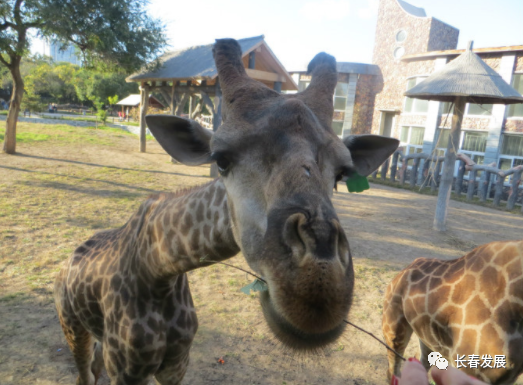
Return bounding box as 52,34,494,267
1,127,522,385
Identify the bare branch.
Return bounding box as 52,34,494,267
0,21,16,31
0,54,12,68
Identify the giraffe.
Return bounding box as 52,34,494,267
55,38,399,385
382,239,523,385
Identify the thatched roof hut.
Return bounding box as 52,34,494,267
405,41,523,231
125,35,297,153
127,35,296,92
405,43,523,104
116,94,165,109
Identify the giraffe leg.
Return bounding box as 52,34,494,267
57,313,96,385
102,336,159,385
91,340,104,384
418,339,432,371
383,300,413,382
154,349,191,385
55,282,95,385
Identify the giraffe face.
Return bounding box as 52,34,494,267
146,39,398,351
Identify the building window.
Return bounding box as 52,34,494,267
441,102,493,116
400,126,425,155
394,47,405,59
396,30,407,43
332,82,348,136
467,103,493,116
436,129,487,177
508,74,523,118
436,129,487,163
499,135,523,182
298,80,310,92
404,77,428,114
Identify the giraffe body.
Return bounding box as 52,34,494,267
55,181,238,385
382,240,523,384
56,38,399,384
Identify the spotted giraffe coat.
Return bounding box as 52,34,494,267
55,180,239,384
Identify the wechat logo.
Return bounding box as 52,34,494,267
428,352,449,370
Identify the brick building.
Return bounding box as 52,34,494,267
368,0,523,173
292,0,523,173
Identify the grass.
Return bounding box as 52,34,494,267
0,122,164,294
0,122,154,145
0,132,51,143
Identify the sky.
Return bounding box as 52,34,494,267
144,0,523,71
32,0,523,71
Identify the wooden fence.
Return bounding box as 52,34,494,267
371,149,523,213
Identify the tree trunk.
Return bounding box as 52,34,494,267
3,61,24,154
433,97,466,232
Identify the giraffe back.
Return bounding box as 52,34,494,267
383,240,523,384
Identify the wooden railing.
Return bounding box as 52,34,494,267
196,115,213,130
371,149,523,213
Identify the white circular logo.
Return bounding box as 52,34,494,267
428,352,448,370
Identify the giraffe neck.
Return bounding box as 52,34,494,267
126,179,239,282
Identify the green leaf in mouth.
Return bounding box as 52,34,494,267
240,278,268,295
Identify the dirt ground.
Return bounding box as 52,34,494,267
1,123,523,385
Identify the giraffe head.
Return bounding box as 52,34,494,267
147,39,398,351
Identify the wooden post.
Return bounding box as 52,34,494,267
274,82,282,93
175,93,189,116
479,171,492,202
507,169,522,210
188,95,193,117
409,157,420,187
139,83,150,153
399,160,408,185
170,82,176,114
380,159,389,180
419,159,432,189
467,169,478,201
493,174,505,206
431,160,442,192
433,96,466,231
390,151,401,182
210,81,223,177
248,51,255,69
455,160,466,197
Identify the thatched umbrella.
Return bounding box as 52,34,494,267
405,41,523,231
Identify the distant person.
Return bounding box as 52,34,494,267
48,103,53,113
126,107,130,122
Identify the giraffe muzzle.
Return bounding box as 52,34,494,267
257,210,354,350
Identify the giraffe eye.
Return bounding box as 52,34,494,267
211,152,232,175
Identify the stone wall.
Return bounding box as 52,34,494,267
368,0,459,136
352,74,380,134
515,54,523,72
505,120,523,133
438,116,492,131
428,18,459,52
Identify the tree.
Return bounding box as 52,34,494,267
1,0,166,153
74,69,137,105
24,61,80,104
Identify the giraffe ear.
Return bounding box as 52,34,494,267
343,135,399,177
145,114,213,166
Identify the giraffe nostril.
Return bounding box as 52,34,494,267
282,213,307,259
282,212,346,265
